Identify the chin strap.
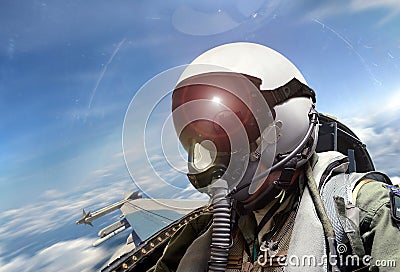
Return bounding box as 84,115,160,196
274,159,298,190
273,162,302,204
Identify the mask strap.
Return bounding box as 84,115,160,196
261,77,316,109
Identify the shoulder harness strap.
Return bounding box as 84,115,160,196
314,152,392,259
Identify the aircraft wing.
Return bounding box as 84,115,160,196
120,198,209,244
101,204,210,272
75,191,208,270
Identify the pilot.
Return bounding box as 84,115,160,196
148,42,400,272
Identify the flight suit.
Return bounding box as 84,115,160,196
148,152,400,272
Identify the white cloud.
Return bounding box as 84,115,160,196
343,92,400,177
350,0,400,25
0,163,134,269
304,1,400,24
0,238,108,272
391,176,400,185
0,177,132,240
173,184,208,200
350,0,400,12
41,189,65,199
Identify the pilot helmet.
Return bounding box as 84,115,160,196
171,42,318,204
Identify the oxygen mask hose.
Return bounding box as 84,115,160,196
208,179,232,272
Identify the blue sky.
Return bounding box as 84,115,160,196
1,1,400,271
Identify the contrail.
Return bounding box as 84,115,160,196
88,38,127,109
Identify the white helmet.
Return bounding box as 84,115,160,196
172,42,318,201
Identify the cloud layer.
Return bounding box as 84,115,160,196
0,238,107,272
0,160,133,270
304,0,400,24
343,95,400,178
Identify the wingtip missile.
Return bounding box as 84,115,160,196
123,190,142,201
75,191,141,228
76,208,94,227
